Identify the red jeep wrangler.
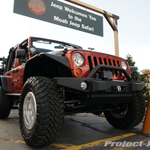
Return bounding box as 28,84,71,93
0,37,145,147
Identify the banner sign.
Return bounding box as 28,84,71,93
14,0,103,36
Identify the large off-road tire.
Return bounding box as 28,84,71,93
19,77,64,147
104,92,145,129
0,86,11,119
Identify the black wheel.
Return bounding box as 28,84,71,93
0,86,11,119
19,77,64,147
104,92,146,129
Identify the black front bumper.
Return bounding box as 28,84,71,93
54,65,144,105
54,77,143,93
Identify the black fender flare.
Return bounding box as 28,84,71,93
23,53,70,84
0,76,9,92
42,53,70,68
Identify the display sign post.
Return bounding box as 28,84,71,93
64,0,120,56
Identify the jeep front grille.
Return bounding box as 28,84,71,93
87,56,122,78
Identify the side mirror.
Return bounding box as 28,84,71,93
130,66,138,74
16,49,26,58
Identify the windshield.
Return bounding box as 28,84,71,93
31,38,82,53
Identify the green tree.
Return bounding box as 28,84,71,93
138,73,149,104
125,54,139,80
125,54,135,66
126,54,149,105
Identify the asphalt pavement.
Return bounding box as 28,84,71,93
0,109,150,150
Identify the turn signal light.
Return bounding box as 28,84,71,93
76,68,82,75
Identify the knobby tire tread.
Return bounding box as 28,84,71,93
19,76,64,147
104,92,146,129
0,86,11,119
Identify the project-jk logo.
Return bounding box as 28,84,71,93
27,0,46,16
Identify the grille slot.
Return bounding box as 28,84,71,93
99,58,102,64
87,56,122,78
113,60,118,77
88,56,93,71
104,58,107,65
103,58,108,71
94,57,98,66
117,61,122,77
108,59,112,65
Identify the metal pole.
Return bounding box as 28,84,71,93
113,18,119,56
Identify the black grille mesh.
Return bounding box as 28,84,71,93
87,56,122,78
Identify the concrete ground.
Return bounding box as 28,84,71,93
0,109,150,150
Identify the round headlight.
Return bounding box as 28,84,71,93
121,61,127,70
73,53,84,66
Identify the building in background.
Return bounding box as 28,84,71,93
140,69,150,82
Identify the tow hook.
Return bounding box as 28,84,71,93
112,85,122,92
116,85,121,92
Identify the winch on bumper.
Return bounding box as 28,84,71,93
54,65,144,105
